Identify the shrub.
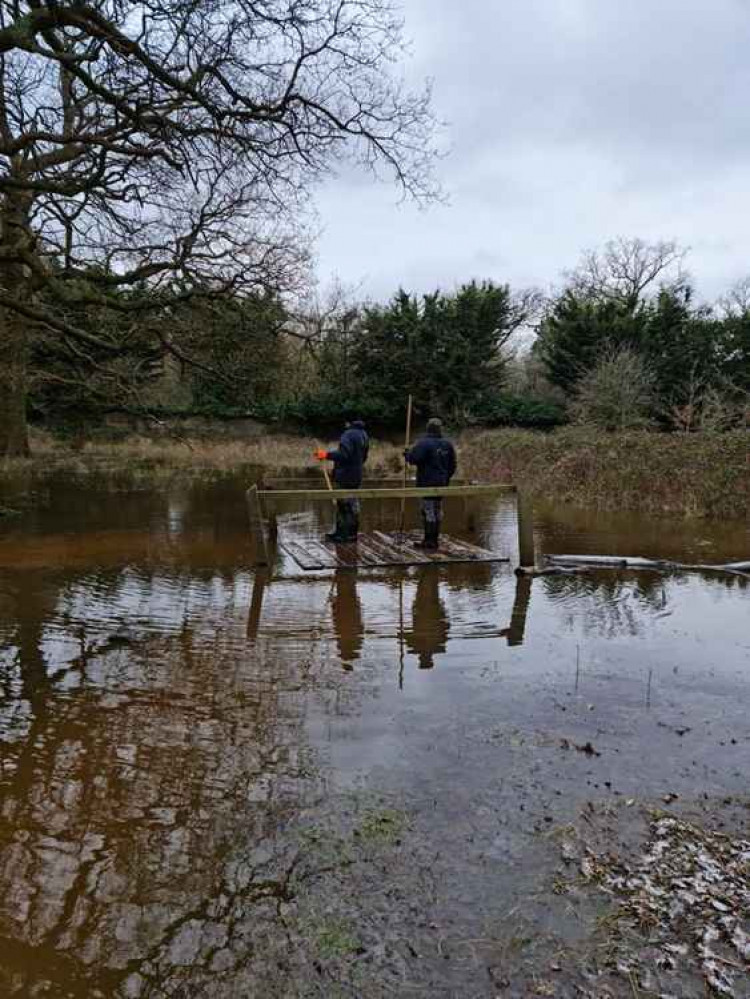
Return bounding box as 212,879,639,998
570,348,655,431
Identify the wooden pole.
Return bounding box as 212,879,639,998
398,395,413,536
316,443,337,507
246,485,271,566
517,490,535,569
247,568,270,639
317,444,337,537
398,573,405,690
259,475,278,540
322,465,336,505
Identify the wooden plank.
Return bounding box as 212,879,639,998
260,484,517,503
350,537,386,566
278,543,326,571
301,537,355,569
359,532,420,565
439,536,506,559
320,540,362,569
391,531,504,564
279,538,335,570
280,530,509,571
372,530,432,564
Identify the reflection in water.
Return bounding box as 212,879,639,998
406,568,450,670
331,571,364,669
246,565,533,672
541,568,747,639
502,574,532,647
0,477,747,996
0,572,324,997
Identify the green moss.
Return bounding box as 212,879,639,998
312,918,362,959
354,807,408,844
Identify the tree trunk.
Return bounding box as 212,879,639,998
0,311,29,457
0,192,33,458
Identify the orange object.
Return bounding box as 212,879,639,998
314,448,328,461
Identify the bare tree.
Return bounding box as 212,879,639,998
0,0,438,455
507,285,545,334
565,237,687,311
717,276,750,319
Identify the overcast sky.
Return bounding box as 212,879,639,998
314,0,750,304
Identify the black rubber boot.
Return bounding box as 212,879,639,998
422,523,439,551
326,506,347,543
413,514,430,549
346,511,360,543
432,523,441,549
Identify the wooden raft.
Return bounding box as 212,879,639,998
279,530,509,571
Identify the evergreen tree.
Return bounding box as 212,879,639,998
349,282,514,421
535,291,647,393
640,285,721,411
720,312,750,393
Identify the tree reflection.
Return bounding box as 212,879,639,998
0,568,323,998
541,567,747,640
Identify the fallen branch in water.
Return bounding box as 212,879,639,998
543,554,750,580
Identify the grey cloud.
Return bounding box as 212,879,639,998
315,0,750,301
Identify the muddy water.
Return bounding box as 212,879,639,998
0,476,748,997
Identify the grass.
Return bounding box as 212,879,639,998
457,426,750,519
1,428,404,487
3,425,748,519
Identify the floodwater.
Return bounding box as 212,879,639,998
0,475,748,997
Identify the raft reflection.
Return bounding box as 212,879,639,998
247,566,533,672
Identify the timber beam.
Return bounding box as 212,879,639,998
257,484,517,503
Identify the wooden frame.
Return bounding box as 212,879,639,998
247,481,535,570
258,484,517,501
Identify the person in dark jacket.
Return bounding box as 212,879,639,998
315,418,369,542
405,418,457,550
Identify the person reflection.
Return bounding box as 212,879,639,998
406,568,450,670
331,570,364,670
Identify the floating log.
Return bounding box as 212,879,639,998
545,554,750,579
548,554,672,569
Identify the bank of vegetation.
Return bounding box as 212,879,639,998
460,428,749,520
2,424,747,522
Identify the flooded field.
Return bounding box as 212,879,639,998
0,475,748,997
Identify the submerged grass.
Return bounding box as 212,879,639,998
2,426,747,519
1,429,403,490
